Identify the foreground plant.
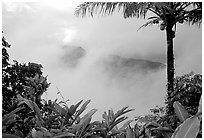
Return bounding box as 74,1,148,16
29,98,97,138
171,97,202,138
89,107,134,138
164,72,202,129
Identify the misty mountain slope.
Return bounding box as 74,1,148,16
60,46,86,68
102,55,166,78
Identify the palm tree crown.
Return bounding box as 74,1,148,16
75,2,201,28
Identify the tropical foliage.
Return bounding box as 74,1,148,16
164,72,202,130
2,2,202,137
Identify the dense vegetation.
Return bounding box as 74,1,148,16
2,33,202,138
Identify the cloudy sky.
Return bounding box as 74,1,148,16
2,1,202,121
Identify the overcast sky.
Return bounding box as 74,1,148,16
2,2,202,121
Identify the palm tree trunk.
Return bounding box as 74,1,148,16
166,26,175,97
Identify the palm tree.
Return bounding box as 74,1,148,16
75,2,202,107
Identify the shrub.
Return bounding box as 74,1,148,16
2,35,50,137
164,72,202,130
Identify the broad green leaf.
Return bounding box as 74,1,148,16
63,105,74,124
121,109,134,116
173,101,189,122
144,121,161,129
46,106,61,115
14,129,24,138
50,128,63,135
126,125,135,138
34,73,40,83
53,132,75,138
72,100,83,114
18,100,34,111
79,117,92,137
151,126,174,137
2,133,20,138
17,94,35,110
33,131,45,138
44,114,61,126
69,105,76,115
74,109,97,133
152,126,173,132
161,131,173,138
114,106,129,118
31,128,38,138
53,102,64,114
58,100,67,105
39,127,49,133
82,132,95,138
79,109,97,126
113,106,134,122
172,116,200,138
84,121,102,134
119,119,133,131
2,114,17,126
19,99,44,126
3,107,24,125
110,125,119,134
90,121,106,133
31,101,44,126
92,126,107,132
64,110,73,124
31,128,51,138
197,97,202,114
108,109,114,122
90,135,103,138
102,112,110,126
70,124,80,134
17,94,43,126
144,128,151,138
110,116,128,131
39,75,45,83
65,100,83,124
75,100,91,119
134,123,140,138
114,106,134,119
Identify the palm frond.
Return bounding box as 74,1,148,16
122,2,149,19
186,8,202,26
75,2,150,19
137,17,161,31
75,2,202,28
137,20,154,31
186,2,202,26
75,2,120,17
172,2,202,27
